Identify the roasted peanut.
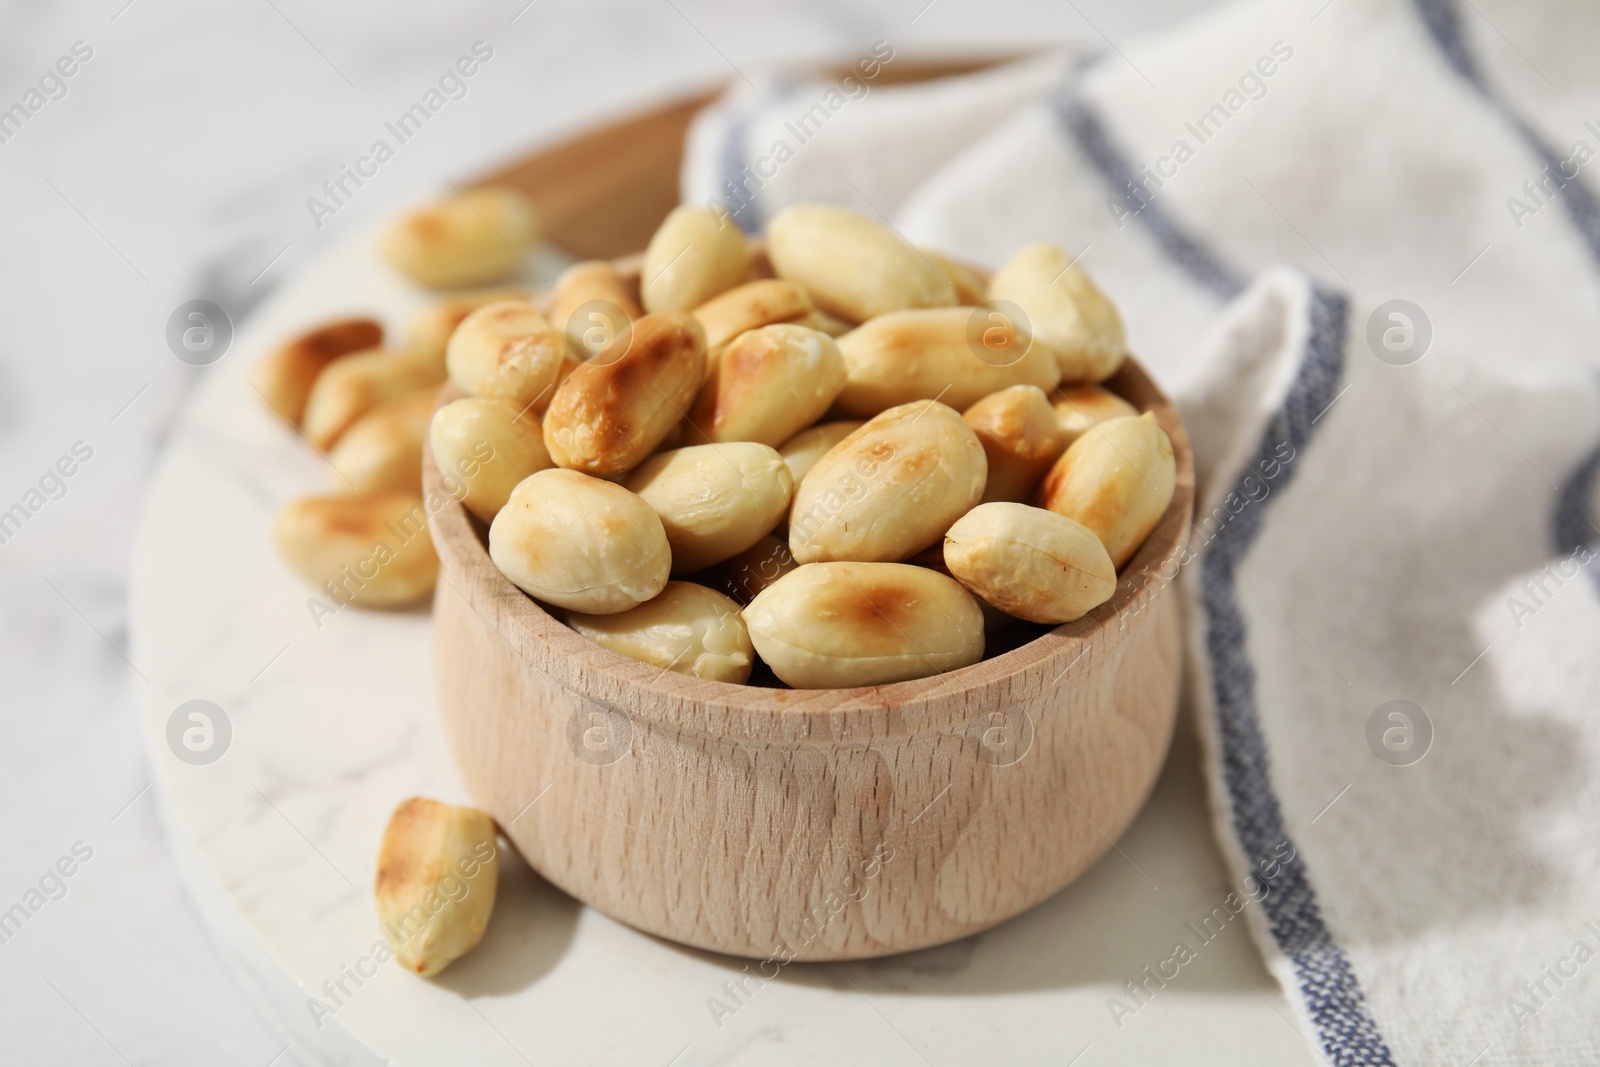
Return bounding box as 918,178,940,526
428,398,553,522
273,491,439,606
692,279,812,352
792,308,855,337
923,249,986,305
962,385,1068,504
687,324,846,447
906,546,1023,634
1053,384,1138,445
988,242,1125,382
488,469,670,613
743,562,985,688
623,443,793,573
445,301,577,413
302,350,444,452
944,502,1116,624
567,581,754,683
328,387,438,494
773,420,863,537
252,318,384,427
652,419,685,457
375,798,500,978
788,400,986,564
640,204,751,313
407,289,528,371
542,312,707,477
379,186,538,289
1036,412,1175,568
777,420,864,491
835,307,1059,417
766,204,956,322
691,535,798,604
548,261,643,359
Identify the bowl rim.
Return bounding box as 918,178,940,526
424,259,1194,739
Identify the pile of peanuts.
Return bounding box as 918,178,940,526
260,187,1177,691
258,189,539,609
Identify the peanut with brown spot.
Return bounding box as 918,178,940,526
445,301,576,414
273,491,439,606
687,324,845,448
375,798,500,977
1035,412,1175,569
379,187,538,289
962,385,1069,505
253,318,384,427
302,350,444,453
744,562,985,688
541,311,707,477
789,400,986,564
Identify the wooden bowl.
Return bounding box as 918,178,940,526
423,77,1194,962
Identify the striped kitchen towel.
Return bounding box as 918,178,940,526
683,2,1600,1063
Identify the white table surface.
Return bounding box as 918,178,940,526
0,2,1316,1064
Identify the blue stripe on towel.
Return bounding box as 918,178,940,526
1412,0,1600,270
716,83,802,235
1049,72,1249,299
1050,56,1396,1065
1413,0,1600,593
1198,284,1397,1066
720,106,765,234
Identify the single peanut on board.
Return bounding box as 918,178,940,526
375,798,500,978
273,491,439,606
380,187,538,289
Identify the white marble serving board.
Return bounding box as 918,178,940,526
129,229,1316,1067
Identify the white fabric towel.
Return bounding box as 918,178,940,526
682,2,1600,1064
